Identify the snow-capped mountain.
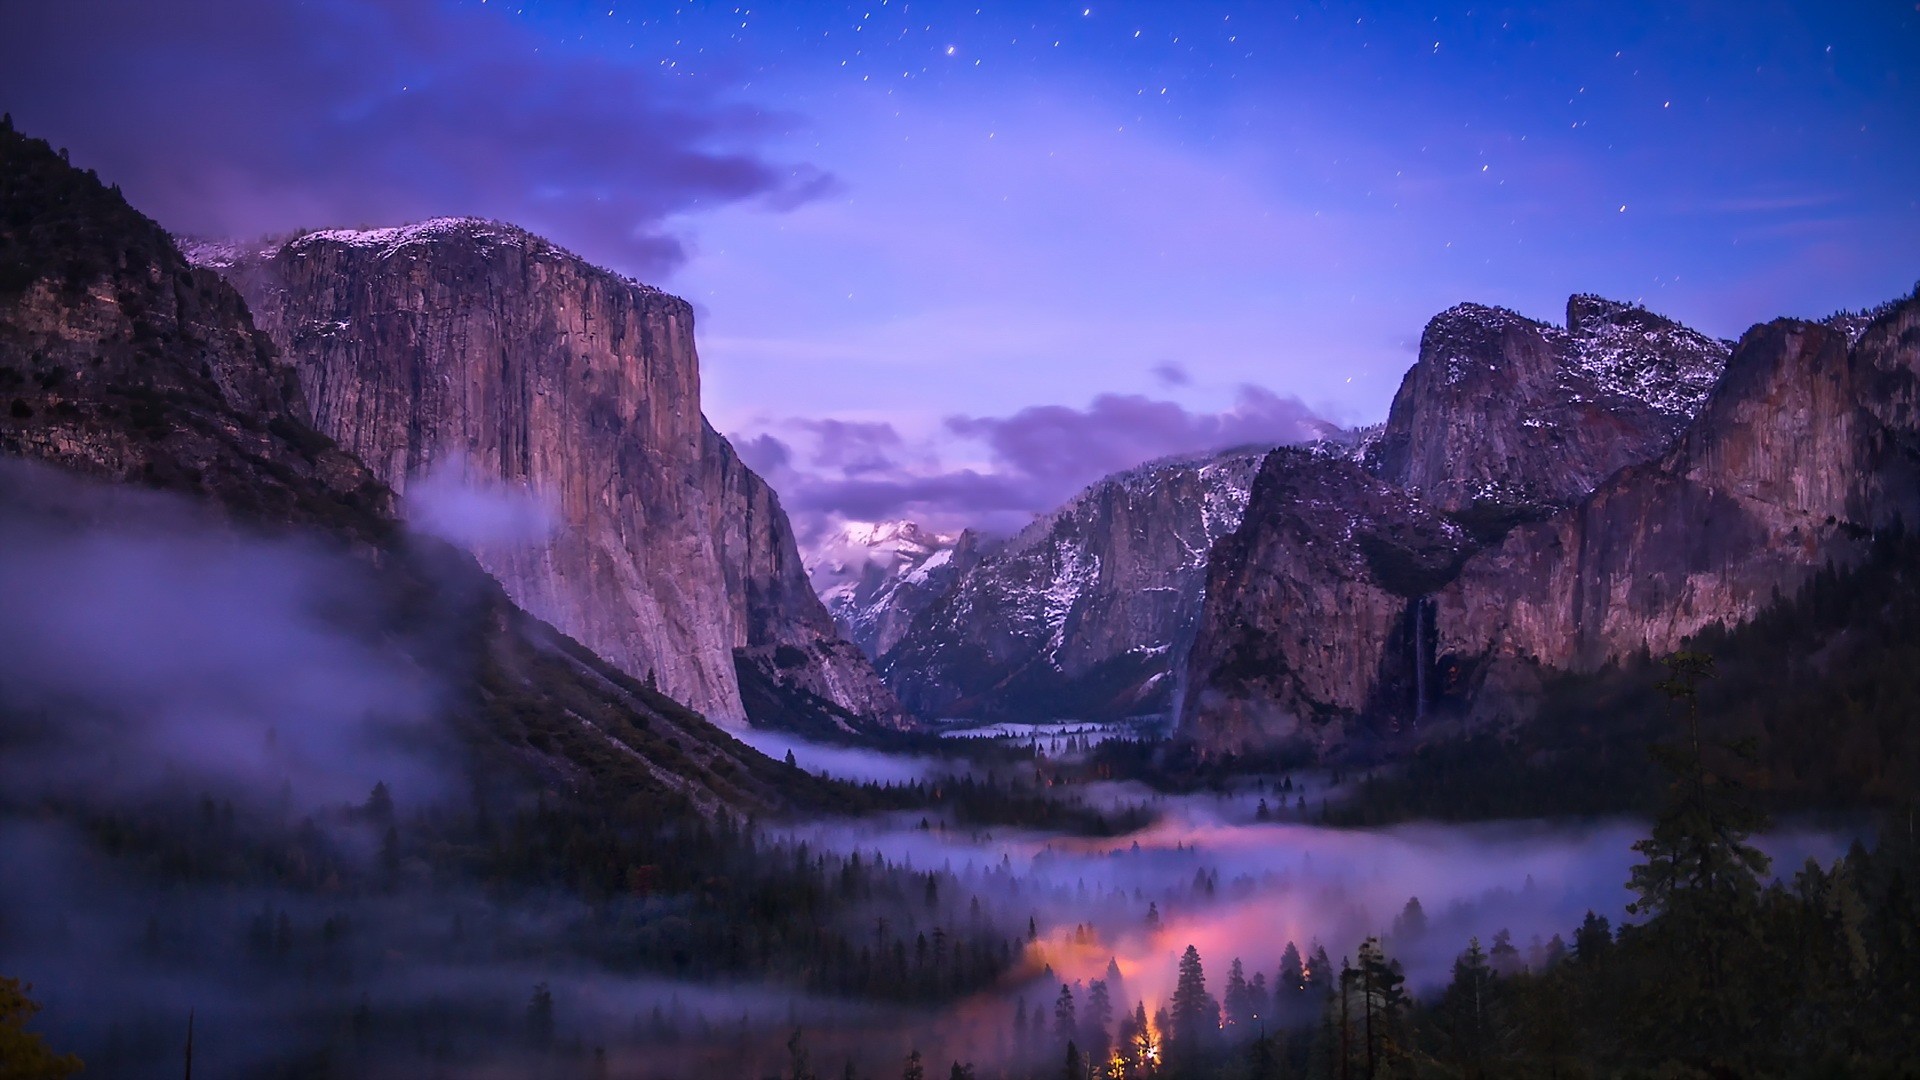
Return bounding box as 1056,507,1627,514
878,445,1271,722
805,520,985,658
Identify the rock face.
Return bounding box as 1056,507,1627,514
700,422,909,728
0,123,814,816
805,520,986,659
1181,295,1747,753
1433,299,1920,717
1179,449,1473,752
197,218,907,732
1370,295,1729,521
880,447,1269,721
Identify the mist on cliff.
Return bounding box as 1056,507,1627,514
403,454,558,549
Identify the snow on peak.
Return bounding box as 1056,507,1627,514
804,519,959,604
177,236,284,271
1556,295,1731,418
288,217,529,258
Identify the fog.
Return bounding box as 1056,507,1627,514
0,461,453,813
0,461,1863,1077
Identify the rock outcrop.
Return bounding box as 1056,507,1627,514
195,218,908,731
880,447,1269,721
1432,298,1920,719
1181,295,1751,754
1178,449,1473,752
1370,295,1729,523
0,122,816,816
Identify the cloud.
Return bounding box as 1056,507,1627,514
734,433,794,477
734,386,1330,537
404,457,557,550
0,0,833,277
1151,361,1191,387
949,386,1328,491
794,419,908,476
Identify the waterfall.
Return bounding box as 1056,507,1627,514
1413,598,1428,726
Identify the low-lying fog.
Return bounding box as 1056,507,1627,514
0,461,1860,1078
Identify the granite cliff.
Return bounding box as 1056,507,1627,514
1183,294,1753,754
193,218,907,732
1432,298,1920,720
0,121,821,815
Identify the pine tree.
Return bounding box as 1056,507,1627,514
1355,937,1408,1076
1056,983,1077,1043
1572,911,1612,966
1224,957,1254,1033
902,1048,925,1080
0,977,82,1079
1391,897,1427,943
1278,941,1306,1007
1435,938,1498,1077
1627,654,1771,949
1085,978,1114,1065
1170,944,1220,1066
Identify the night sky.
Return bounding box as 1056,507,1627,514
3,1,1915,534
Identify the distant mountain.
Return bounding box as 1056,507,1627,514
1181,288,1920,757
192,216,910,735
805,519,987,658
879,446,1270,721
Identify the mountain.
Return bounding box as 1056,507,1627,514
1182,294,1757,754
1369,294,1731,523
879,446,1270,721
805,519,986,658
0,120,821,816
191,217,909,734
1433,298,1920,720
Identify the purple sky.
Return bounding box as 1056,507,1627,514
4,0,1914,535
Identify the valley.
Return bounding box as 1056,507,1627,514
1,94,1917,1080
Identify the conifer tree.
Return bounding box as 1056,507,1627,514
1084,978,1113,1065
1170,945,1219,1067
1626,650,1772,1051
1435,938,1498,1077
1224,957,1254,1033
1278,941,1306,1005
0,977,82,1079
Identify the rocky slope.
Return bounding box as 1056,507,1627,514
1369,294,1730,524
0,121,817,816
880,446,1269,721
1432,298,1920,721
1182,295,1749,754
195,217,907,732
805,520,986,658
